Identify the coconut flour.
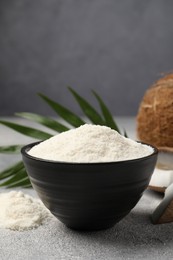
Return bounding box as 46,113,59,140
0,191,51,231
28,124,153,162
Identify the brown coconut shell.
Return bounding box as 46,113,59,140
137,73,173,149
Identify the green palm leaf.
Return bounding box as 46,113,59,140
0,167,28,187
0,120,52,140
16,112,69,133
7,178,31,188
68,87,105,125
0,162,31,188
38,93,85,127
124,129,128,138
0,161,24,180
92,90,121,133
0,145,23,154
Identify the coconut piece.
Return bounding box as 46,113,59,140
151,183,173,224
137,73,173,148
137,73,173,192
157,147,173,170
149,168,173,192
149,147,173,191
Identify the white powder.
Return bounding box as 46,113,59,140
28,124,153,162
0,191,51,231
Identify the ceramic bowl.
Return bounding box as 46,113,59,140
21,141,158,231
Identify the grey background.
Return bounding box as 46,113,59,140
0,0,173,116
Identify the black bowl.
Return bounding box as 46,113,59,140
21,141,158,231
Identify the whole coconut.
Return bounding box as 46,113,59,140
137,73,173,149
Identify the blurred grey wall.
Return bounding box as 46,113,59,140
0,0,173,116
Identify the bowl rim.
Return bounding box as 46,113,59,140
21,141,158,166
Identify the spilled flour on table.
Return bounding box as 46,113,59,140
0,191,52,231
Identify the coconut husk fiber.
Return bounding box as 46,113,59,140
137,73,173,149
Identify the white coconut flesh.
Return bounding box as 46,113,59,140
149,149,173,192
149,168,173,192
157,148,173,170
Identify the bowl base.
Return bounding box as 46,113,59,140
65,222,116,231
56,212,129,231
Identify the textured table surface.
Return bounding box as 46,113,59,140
0,117,172,260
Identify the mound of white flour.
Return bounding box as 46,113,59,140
0,191,51,231
28,124,153,163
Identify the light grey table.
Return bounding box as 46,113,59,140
0,117,172,260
